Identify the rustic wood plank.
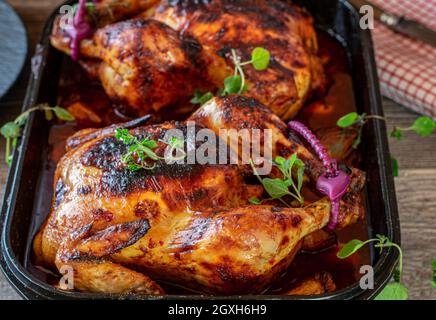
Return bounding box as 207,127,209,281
394,169,436,300
0,0,435,300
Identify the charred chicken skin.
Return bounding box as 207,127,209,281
34,96,364,295
50,0,325,119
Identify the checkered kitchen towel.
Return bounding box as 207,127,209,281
370,0,436,119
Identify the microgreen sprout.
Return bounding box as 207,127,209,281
336,112,385,149
338,112,435,147
0,104,75,165
390,116,436,140
337,113,435,178
191,47,270,103
222,47,270,95
338,235,408,300
190,90,214,106
249,154,305,207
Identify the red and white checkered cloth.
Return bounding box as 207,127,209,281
371,0,436,119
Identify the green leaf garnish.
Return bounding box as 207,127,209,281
375,283,408,300
337,239,365,259
53,106,75,121
390,116,435,140
337,112,359,128
45,109,54,121
337,234,406,300
223,75,244,95
262,178,290,199
251,47,271,71
115,128,160,170
115,128,135,144
1,122,21,139
191,90,214,105
249,155,305,207
0,104,75,166
191,46,271,102
249,197,262,205
411,116,436,137
218,47,271,97
336,112,374,148
390,129,402,140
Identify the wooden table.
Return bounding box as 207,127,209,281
1,0,435,300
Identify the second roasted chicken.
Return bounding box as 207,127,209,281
51,0,325,119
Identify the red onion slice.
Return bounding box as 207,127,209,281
288,120,351,230
65,0,94,61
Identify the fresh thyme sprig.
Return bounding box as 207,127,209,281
191,47,271,106
249,154,305,207
115,129,187,171
0,104,75,165
115,128,159,171
337,234,408,300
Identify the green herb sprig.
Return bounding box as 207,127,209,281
190,90,214,106
336,112,385,149
338,234,408,300
249,154,305,207
1,104,75,165
337,112,435,147
390,116,436,140
115,129,187,170
337,112,435,177
191,47,271,106
115,128,159,171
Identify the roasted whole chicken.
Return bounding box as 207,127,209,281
34,95,365,295
51,0,325,119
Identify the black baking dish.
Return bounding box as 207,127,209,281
0,0,401,300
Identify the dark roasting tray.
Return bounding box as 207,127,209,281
0,0,401,300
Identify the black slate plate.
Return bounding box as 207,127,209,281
0,0,28,99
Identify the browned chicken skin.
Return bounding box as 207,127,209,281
34,96,364,295
53,18,208,114
50,0,325,119
152,0,325,118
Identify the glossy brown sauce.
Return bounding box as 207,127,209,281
25,31,370,295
